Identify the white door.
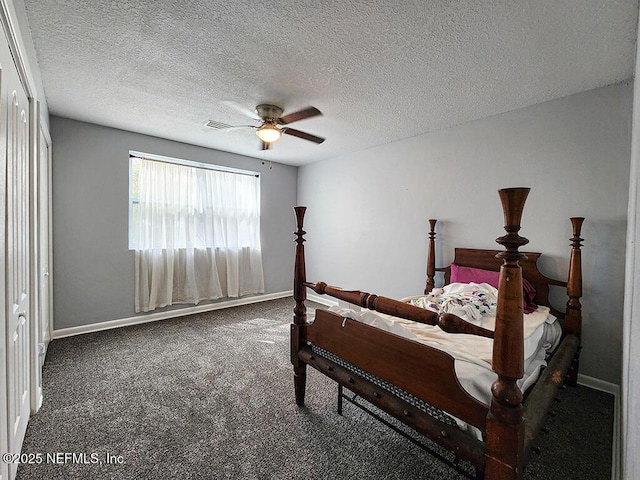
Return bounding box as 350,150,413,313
2,32,31,479
30,111,51,412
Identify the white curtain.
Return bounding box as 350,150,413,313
134,158,264,313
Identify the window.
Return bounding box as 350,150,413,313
129,153,261,250
130,152,264,313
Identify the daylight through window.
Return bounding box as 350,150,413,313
130,153,264,312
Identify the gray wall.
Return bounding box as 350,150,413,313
52,116,297,329
298,82,633,385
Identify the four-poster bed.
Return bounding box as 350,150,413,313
290,187,584,479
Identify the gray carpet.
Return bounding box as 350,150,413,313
17,298,613,479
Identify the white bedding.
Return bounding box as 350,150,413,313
327,282,561,409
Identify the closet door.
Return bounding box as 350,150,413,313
1,32,31,478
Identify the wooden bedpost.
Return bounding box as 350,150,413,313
292,206,308,406
565,217,584,386
565,217,584,336
425,219,437,294
485,187,530,480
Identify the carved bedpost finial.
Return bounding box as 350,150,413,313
565,217,584,337
485,187,530,480
292,206,308,406
494,187,529,392
293,206,307,325
496,188,530,260
425,219,437,294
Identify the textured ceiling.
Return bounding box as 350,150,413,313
23,0,639,166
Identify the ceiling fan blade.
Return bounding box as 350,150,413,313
220,100,261,120
283,128,325,144
261,140,271,151
278,106,322,125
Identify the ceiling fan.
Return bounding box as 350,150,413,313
207,103,325,150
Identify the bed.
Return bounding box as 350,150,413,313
290,187,584,479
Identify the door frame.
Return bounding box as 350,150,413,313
29,102,52,412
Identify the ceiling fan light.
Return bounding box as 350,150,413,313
256,124,282,143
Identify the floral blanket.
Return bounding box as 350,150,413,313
404,282,498,325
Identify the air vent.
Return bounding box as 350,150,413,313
204,120,233,129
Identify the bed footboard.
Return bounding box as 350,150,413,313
304,308,489,429
299,307,488,471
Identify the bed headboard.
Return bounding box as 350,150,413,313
437,248,566,319
425,218,584,326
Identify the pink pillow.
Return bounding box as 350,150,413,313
450,264,537,313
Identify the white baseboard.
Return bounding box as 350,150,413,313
577,373,620,396
306,293,339,307
52,291,293,339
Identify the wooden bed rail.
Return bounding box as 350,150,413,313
523,333,580,463
305,281,439,325
305,280,495,338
